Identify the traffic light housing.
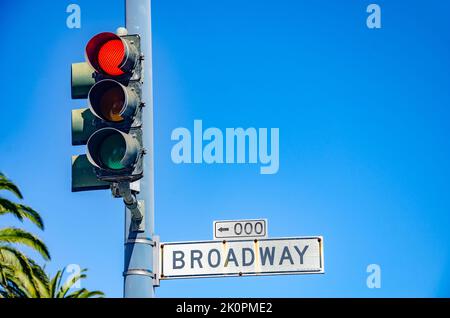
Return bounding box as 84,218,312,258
71,31,144,191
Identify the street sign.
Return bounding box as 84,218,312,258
213,219,268,240
159,237,324,280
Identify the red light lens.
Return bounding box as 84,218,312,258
98,39,125,76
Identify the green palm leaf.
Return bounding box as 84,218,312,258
68,289,104,298
47,268,104,298
57,268,88,298
28,259,50,298
0,245,39,297
0,228,50,261
65,287,89,298
1,279,29,298
0,173,23,199
0,199,44,230
0,198,24,221
49,269,62,298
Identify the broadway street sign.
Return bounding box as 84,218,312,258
159,237,324,279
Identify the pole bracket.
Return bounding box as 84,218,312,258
128,200,145,232
153,235,160,287
122,236,160,287
112,182,145,232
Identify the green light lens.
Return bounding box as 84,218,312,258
99,133,126,170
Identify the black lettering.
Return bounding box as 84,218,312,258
208,249,221,268
234,223,243,235
242,248,255,266
254,222,263,234
244,222,252,235
294,245,309,264
225,248,239,267
259,246,275,265
173,251,185,269
190,250,203,268
279,246,294,265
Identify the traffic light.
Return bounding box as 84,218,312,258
71,31,144,191
85,32,140,77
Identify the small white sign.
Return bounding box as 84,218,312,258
160,237,324,280
213,219,268,240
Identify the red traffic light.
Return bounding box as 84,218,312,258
98,39,125,76
86,32,138,77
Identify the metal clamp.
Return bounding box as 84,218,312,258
123,269,154,278
125,238,155,246
153,235,160,287
123,236,160,287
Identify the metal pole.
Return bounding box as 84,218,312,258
124,0,155,298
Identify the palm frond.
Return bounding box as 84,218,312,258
0,198,24,221
0,200,44,230
1,279,29,298
28,259,51,298
17,204,44,230
49,270,62,298
65,287,88,298
57,268,87,298
0,245,41,297
72,289,104,298
0,174,23,199
0,228,50,261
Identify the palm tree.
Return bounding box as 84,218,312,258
0,172,50,260
47,267,104,298
0,172,104,298
1,263,104,298
0,172,50,297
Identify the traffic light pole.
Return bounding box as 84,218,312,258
124,0,155,298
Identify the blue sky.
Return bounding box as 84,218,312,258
1,0,450,297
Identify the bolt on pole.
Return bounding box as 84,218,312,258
124,0,155,298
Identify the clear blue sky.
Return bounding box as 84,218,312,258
1,0,450,297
